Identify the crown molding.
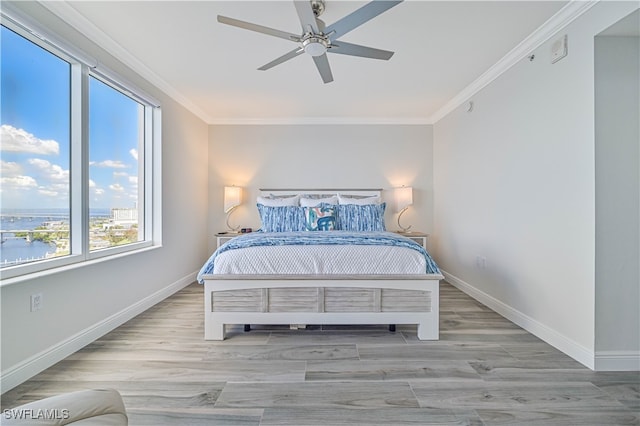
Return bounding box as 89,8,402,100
209,116,432,125
38,1,214,124
428,0,600,124
38,1,427,126
39,0,598,127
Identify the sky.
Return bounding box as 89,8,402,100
1,25,140,212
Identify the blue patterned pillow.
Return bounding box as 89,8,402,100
304,205,336,231
336,202,386,232
257,204,306,232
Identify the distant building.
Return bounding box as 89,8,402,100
42,220,66,228
111,208,138,227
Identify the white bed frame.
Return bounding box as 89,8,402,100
201,189,443,340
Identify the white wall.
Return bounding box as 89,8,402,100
433,2,639,369
594,32,640,367
208,124,434,253
1,3,210,391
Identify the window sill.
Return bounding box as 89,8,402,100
0,244,162,287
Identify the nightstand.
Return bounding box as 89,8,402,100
396,231,429,249
215,233,241,249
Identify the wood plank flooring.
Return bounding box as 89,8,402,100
2,282,638,425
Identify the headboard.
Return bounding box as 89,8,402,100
259,188,383,198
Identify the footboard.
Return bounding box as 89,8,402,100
202,274,442,340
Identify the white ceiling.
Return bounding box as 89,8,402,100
46,1,570,124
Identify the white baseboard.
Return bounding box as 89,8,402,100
595,351,640,371
442,270,596,370
1,271,197,394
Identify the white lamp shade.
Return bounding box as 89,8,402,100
394,186,413,212
224,186,242,213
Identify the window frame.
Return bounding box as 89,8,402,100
0,11,162,283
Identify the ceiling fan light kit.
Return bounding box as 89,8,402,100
217,0,403,84
302,35,329,57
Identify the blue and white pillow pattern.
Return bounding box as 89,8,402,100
257,194,386,232
257,204,306,232
304,205,336,231
336,203,386,232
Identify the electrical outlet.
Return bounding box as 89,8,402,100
30,293,43,312
551,34,568,64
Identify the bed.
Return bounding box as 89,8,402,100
197,189,443,340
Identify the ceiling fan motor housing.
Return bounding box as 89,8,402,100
311,0,325,17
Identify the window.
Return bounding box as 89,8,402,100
0,14,160,281
1,25,71,267
89,76,144,251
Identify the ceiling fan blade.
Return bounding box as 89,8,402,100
329,41,394,60
293,1,319,34
217,15,301,42
312,53,334,84
258,48,305,71
325,1,403,41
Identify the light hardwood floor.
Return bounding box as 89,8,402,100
2,282,638,425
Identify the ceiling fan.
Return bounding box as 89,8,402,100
217,0,403,84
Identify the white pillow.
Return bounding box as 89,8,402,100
338,194,381,205
257,194,300,206
300,195,338,207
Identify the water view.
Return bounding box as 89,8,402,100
0,208,112,267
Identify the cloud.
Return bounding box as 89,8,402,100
1,175,38,188
128,176,138,185
1,160,38,188
1,160,23,175
129,149,138,161
38,189,59,197
113,171,129,178
90,180,104,197
109,183,124,192
28,158,69,181
1,124,60,155
90,160,128,169
3,159,69,200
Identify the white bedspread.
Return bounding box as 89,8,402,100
212,244,427,275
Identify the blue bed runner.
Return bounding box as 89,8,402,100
197,231,441,283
